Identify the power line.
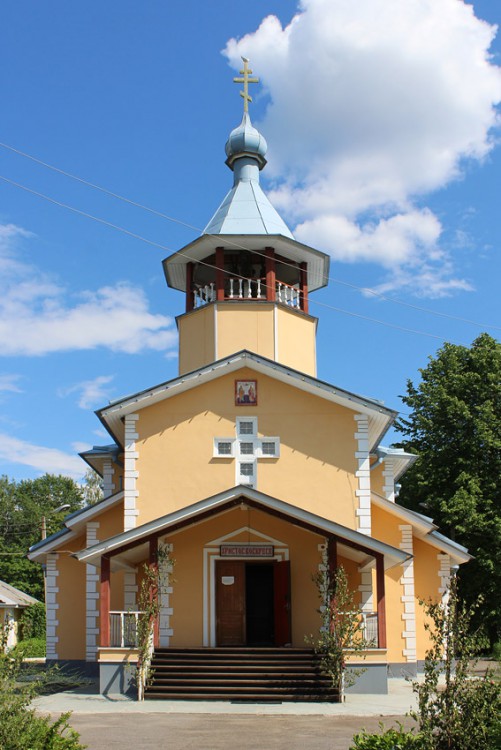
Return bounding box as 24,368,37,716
1,140,499,332
0,174,471,344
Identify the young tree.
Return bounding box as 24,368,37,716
81,468,103,506
395,333,501,645
0,474,84,600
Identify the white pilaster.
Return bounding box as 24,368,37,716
124,413,140,531
102,459,115,498
45,553,60,660
158,544,174,647
382,459,396,503
354,414,371,535
437,553,452,604
85,522,100,661
399,524,417,662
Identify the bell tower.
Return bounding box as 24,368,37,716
162,59,330,377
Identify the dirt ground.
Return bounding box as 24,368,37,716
64,712,417,750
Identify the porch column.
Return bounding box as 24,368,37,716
100,555,111,648
186,262,194,312
300,262,309,314
265,247,276,302
327,537,338,632
215,247,225,301
375,553,387,649
149,537,159,648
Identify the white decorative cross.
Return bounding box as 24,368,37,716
213,416,280,489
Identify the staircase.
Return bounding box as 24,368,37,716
144,647,340,702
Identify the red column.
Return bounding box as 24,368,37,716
149,537,160,648
215,247,225,301
375,553,387,649
265,247,276,302
186,262,194,312
300,262,309,314
100,555,111,648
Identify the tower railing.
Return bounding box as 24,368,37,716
193,277,301,309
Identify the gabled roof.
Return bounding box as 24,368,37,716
28,490,125,562
370,491,470,565
376,446,417,482
75,485,410,572
79,444,120,476
0,580,39,608
97,350,397,451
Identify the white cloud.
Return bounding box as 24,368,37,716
224,0,501,295
0,433,84,479
0,374,23,394
59,375,115,409
0,224,177,356
71,441,92,453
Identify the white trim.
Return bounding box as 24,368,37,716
85,522,100,661
102,459,115,498
354,415,371,536
273,305,279,362
45,554,59,659
399,524,417,663
382,459,395,503
213,438,236,457
437,553,452,602
158,543,174,647
124,414,139,531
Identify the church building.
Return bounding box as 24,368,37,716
29,61,470,699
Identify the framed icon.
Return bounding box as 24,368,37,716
235,380,257,406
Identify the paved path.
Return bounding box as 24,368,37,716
64,713,417,750
35,678,418,750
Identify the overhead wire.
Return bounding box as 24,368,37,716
1,140,499,333
0,173,461,343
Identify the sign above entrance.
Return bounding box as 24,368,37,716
220,544,274,558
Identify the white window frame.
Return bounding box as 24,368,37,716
236,416,258,437
213,438,236,458
256,438,280,458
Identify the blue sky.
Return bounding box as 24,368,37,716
0,0,500,481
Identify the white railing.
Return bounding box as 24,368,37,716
193,277,301,308
193,283,216,308
276,281,300,308
361,612,378,646
109,610,142,648
227,277,263,300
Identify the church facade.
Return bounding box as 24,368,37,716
29,63,469,697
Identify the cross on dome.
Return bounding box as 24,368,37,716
233,57,259,114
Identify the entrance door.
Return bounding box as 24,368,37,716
216,560,246,646
216,560,291,646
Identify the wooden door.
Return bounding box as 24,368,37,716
216,560,246,646
274,560,292,646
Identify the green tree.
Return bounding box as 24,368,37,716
81,468,103,506
395,333,501,645
0,474,84,600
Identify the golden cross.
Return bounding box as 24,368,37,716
233,57,259,114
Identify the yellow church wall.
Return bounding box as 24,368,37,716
160,507,324,648
275,305,317,377
177,302,318,377
413,537,442,660
370,463,385,496
135,368,359,529
215,303,275,363
54,534,87,660
91,502,125,539
178,305,215,375
370,505,407,663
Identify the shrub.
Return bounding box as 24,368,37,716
0,626,85,750
350,723,423,749
11,637,46,658
492,641,501,662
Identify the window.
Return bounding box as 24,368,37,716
239,421,254,435
213,438,235,457
218,441,233,455
240,442,254,455
240,463,254,477
261,441,276,456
